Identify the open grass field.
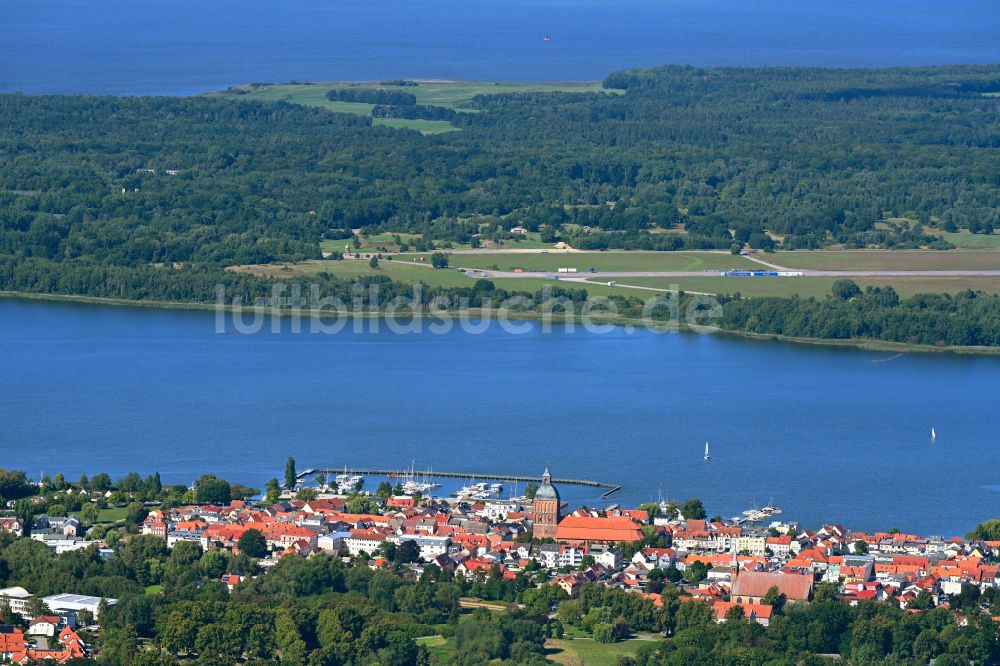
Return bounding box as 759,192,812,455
323,231,554,254
231,258,472,288
544,637,652,666
771,250,1000,271
608,275,1000,298
96,507,128,523
231,257,628,299
209,84,455,134
232,249,1000,303
212,80,613,134
941,232,1000,249
414,636,454,662
415,634,653,665
407,251,759,273
321,232,424,254
373,117,461,133
480,233,557,250
217,80,612,110
392,80,614,108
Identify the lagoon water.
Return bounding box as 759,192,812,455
1,298,999,536
2,0,1000,96
3,0,1000,537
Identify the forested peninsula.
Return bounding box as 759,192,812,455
3,65,1000,349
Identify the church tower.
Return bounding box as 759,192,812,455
532,468,560,539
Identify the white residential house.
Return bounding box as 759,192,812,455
632,548,676,570
317,532,352,554
346,532,386,557
395,535,451,560
587,545,622,569
481,501,522,522
558,545,587,568
535,544,560,569
27,615,62,637
0,517,23,535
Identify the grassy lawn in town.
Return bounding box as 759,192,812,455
544,637,653,666
415,633,654,665
96,507,128,523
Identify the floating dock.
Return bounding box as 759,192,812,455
731,504,782,525
298,467,621,498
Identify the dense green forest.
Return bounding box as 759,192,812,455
719,282,1000,347
5,66,1000,263
325,88,418,106
2,65,1000,346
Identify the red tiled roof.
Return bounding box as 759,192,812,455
0,628,26,653
731,571,813,602
639,592,665,607
714,600,774,621
555,515,644,543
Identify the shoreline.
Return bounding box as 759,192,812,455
4,290,998,356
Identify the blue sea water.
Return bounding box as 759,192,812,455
1,0,999,96
1,298,998,536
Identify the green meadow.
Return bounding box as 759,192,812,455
231,257,625,299
322,231,554,254
607,275,1000,298
96,507,128,523
408,251,759,273
211,79,614,134
771,250,1000,271
941,231,1000,249
544,636,652,665
415,632,652,665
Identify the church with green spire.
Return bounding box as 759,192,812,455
532,468,560,539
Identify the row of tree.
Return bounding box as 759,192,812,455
720,282,1000,347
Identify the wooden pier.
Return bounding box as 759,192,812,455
298,467,621,498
